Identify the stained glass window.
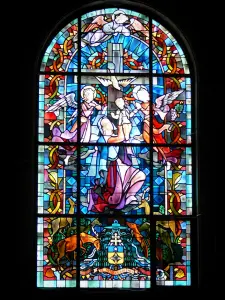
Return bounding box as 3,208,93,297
37,5,195,289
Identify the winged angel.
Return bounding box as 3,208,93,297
81,9,150,47
132,86,184,163
46,86,101,143
46,93,77,123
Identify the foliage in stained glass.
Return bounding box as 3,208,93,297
152,20,189,74
80,217,150,288
156,220,191,286
80,146,150,214
38,145,77,214
153,147,192,215
37,217,77,288
40,19,78,72
81,9,149,73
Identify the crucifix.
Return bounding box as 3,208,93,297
111,232,122,246
81,42,149,134
105,42,124,126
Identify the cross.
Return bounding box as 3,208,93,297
111,233,122,245
107,42,123,73
81,42,149,132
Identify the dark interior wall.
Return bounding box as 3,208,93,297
19,0,217,294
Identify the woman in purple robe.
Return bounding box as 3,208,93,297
87,117,146,213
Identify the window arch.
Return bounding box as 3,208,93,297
36,0,197,290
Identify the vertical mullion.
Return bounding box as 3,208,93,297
76,15,81,289
149,17,156,289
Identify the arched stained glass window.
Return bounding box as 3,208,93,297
37,1,196,290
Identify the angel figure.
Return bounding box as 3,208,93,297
82,10,150,47
152,91,182,123
46,92,77,122
46,86,101,143
132,85,184,163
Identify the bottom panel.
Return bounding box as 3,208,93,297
37,217,191,288
37,217,77,288
80,217,151,288
156,220,191,286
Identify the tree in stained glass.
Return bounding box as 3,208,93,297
156,220,191,286
37,217,77,287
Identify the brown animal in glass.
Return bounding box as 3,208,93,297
56,232,101,264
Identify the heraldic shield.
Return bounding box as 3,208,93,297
108,245,124,265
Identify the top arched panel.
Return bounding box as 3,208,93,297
152,20,189,74
40,19,78,72
81,8,149,73
40,9,189,74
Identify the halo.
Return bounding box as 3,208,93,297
81,85,96,99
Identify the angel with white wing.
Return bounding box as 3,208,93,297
152,91,182,122
82,10,150,47
46,92,77,122
132,85,184,163
46,86,101,143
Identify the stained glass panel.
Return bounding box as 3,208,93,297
37,5,194,290
38,145,77,214
40,19,78,72
39,75,78,142
80,146,150,214
152,20,189,74
153,147,192,215
156,220,191,286
153,77,191,144
81,9,149,73
80,217,150,288
80,76,150,143
37,217,77,288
